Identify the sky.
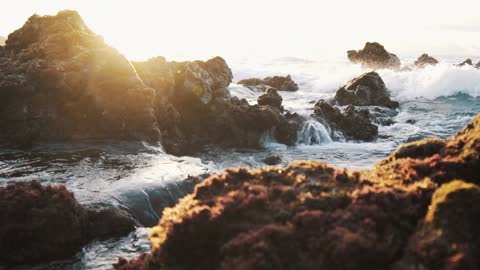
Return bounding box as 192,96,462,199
1,0,480,61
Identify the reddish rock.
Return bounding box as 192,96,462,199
0,181,135,264
115,113,480,270
347,42,401,70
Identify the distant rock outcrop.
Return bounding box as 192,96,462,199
0,181,135,264
458,58,473,67
0,11,299,154
238,75,298,92
115,112,480,270
347,42,401,70
331,71,399,109
414,53,439,68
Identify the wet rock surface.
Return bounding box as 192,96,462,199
0,181,135,264
116,113,480,270
314,100,378,141
238,75,298,92
347,42,401,70
414,53,439,68
332,71,399,109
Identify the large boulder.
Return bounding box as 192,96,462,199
314,100,378,141
0,10,160,145
332,71,399,109
0,181,135,264
257,87,283,111
347,42,401,70
414,53,439,68
116,113,480,270
238,75,298,92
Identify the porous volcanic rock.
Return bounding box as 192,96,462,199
115,112,480,270
332,71,399,109
314,100,378,141
0,181,135,264
414,54,439,68
347,42,401,70
238,75,298,92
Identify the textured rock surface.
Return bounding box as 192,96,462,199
332,71,399,109
314,100,378,141
414,54,439,68
238,75,298,92
0,11,299,154
0,10,160,145
347,42,401,70
116,113,480,270
0,181,135,264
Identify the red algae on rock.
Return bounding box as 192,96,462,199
0,181,135,264
116,113,480,270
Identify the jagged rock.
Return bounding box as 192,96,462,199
0,181,135,264
314,100,378,141
257,88,283,111
332,71,399,109
0,10,160,145
458,58,473,67
347,42,401,70
414,54,439,68
262,155,282,165
0,11,299,154
116,113,480,270
238,75,298,92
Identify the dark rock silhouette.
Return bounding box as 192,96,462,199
414,54,439,68
257,88,283,111
347,42,401,70
116,113,480,270
262,155,282,165
314,100,378,141
332,71,399,109
458,58,473,67
0,181,135,264
238,75,298,92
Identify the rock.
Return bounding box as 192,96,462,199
116,113,480,270
458,58,473,67
399,66,412,72
314,100,378,141
414,53,439,68
0,11,300,154
332,71,399,109
257,88,283,111
0,10,160,145
0,181,135,264
394,180,480,270
476,61,480,69
406,119,416,124
238,75,298,92
262,155,282,165
347,42,401,70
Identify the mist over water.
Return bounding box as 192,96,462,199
1,55,480,269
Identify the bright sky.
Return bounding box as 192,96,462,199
1,0,480,60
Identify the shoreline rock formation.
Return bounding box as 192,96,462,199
414,53,439,68
0,181,136,264
0,11,299,155
347,42,401,70
238,75,298,92
115,112,480,270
